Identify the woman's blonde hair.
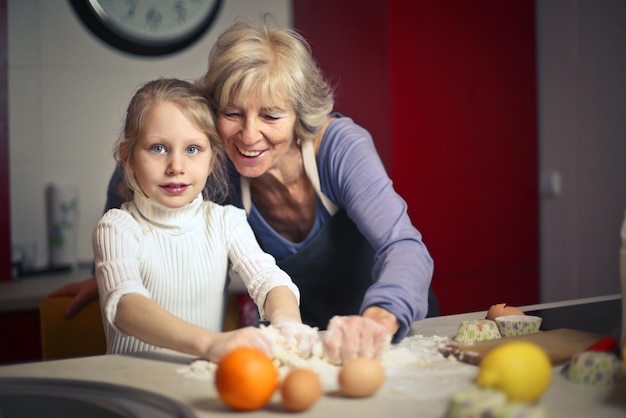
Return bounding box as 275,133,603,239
198,18,334,143
116,78,227,202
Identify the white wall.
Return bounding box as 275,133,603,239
8,0,291,268
537,0,626,301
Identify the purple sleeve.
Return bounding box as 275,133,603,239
318,117,434,342
105,164,125,212
91,164,126,276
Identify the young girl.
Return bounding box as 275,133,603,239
92,78,309,362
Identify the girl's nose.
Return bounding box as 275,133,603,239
166,153,184,175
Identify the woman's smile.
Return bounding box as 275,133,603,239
237,147,265,158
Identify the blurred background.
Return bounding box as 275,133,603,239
2,0,625,315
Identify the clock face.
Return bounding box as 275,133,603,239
69,0,223,56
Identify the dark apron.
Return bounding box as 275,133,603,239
274,210,439,330
243,136,438,330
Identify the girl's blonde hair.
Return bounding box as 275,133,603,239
116,78,227,202
198,18,334,144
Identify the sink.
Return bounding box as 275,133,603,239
0,377,195,418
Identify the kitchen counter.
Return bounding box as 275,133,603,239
0,267,93,313
0,295,624,418
0,266,247,313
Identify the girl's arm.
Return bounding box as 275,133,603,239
263,285,302,323
225,206,301,320
115,293,274,362
47,165,126,317
224,206,317,355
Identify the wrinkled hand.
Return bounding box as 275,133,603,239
206,326,275,363
322,315,391,365
272,320,320,358
47,277,99,318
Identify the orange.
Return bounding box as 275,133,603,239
214,347,279,411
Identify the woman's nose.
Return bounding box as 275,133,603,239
241,117,260,143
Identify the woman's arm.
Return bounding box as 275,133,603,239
319,117,434,341
47,276,99,318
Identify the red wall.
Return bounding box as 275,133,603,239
293,0,391,166
295,1,539,314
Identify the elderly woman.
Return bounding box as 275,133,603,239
50,19,437,365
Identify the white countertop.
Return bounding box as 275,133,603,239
0,297,624,418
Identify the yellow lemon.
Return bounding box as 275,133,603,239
476,341,552,402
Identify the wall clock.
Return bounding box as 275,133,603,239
69,0,223,56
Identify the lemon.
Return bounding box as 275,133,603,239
476,341,552,402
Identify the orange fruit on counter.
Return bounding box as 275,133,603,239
214,347,279,411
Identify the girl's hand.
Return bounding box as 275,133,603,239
322,315,391,365
47,277,99,318
205,326,275,363
272,320,320,358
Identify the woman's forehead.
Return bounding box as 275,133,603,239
229,90,292,112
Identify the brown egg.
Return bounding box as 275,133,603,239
280,368,322,412
338,357,386,398
486,303,525,320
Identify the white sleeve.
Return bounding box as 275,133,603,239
224,206,300,320
92,209,151,333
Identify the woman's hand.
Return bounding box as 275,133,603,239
322,315,392,365
204,326,276,363
47,277,99,318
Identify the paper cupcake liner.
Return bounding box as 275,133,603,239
566,351,625,385
453,319,502,343
445,387,506,418
494,315,542,337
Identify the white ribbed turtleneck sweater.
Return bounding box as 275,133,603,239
93,193,299,354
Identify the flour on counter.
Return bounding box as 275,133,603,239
176,331,477,399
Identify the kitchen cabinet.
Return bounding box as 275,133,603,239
294,0,539,314
0,310,41,364
0,0,10,282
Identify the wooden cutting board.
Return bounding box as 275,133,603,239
439,328,608,366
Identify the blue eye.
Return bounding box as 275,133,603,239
187,146,199,155
151,144,166,153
